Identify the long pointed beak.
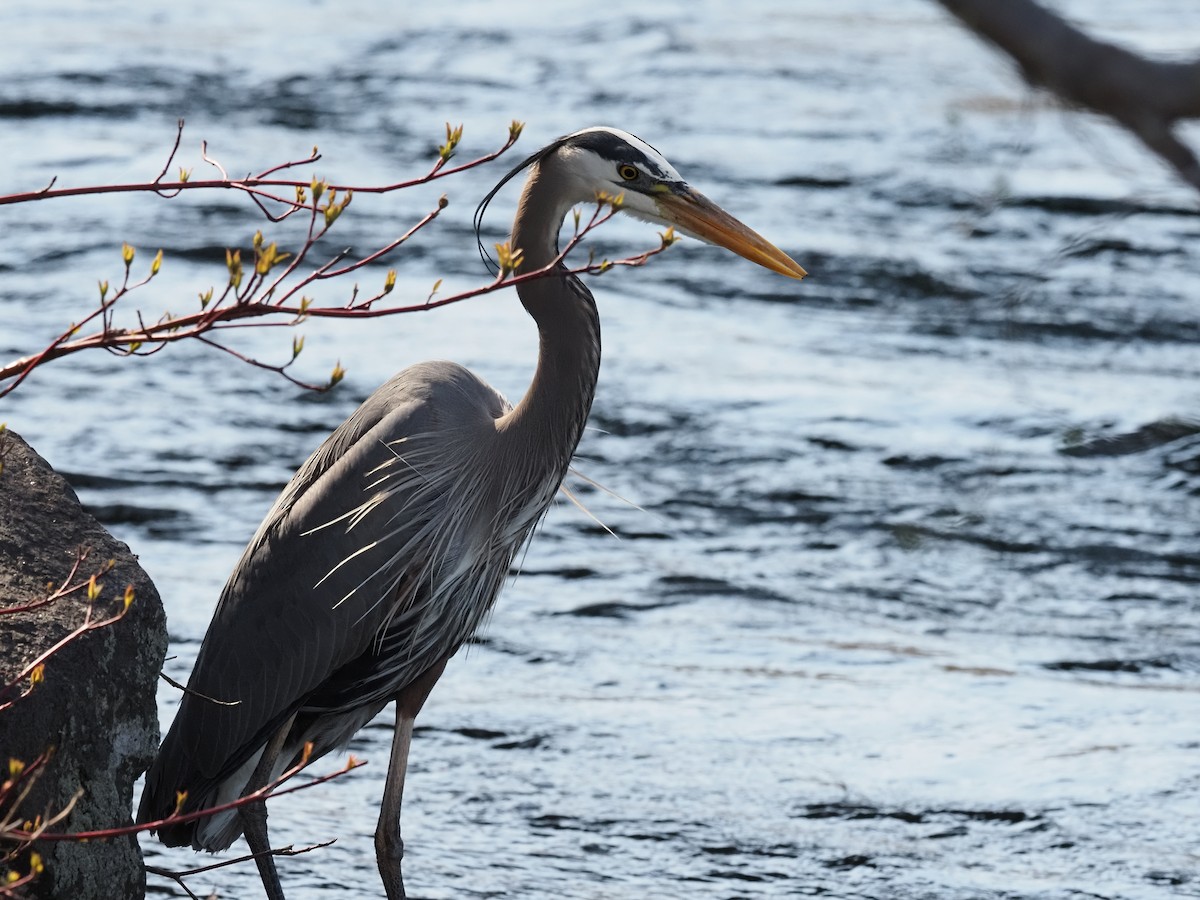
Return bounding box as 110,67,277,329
655,186,807,279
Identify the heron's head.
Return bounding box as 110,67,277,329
555,126,806,279
476,126,806,279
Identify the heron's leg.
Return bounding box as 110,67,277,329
239,713,295,900
376,658,449,900
376,711,415,900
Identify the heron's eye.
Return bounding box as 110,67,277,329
618,164,640,181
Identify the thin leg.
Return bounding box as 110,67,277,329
376,713,415,900
375,658,448,900
239,714,295,900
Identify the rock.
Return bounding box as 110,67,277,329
0,429,167,899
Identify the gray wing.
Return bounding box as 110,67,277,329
142,361,509,825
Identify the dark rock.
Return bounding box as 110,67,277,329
0,429,167,899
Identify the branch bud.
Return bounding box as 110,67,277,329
494,241,524,276
254,241,290,275
121,242,135,267
439,123,464,161
226,249,243,288
150,249,164,276
322,189,348,228
594,190,624,209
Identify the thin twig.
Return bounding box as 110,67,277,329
5,752,365,843
0,125,522,209
158,671,241,707
153,119,186,186
200,141,229,181
145,839,336,900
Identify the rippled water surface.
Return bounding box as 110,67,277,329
3,2,1199,898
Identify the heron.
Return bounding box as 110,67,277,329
137,126,806,899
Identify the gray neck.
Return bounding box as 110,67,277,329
497,159,602,474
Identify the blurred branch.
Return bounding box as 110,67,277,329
938,0,1200,192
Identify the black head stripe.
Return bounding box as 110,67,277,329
565,129,669,179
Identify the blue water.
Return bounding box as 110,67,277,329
2,2,1199,898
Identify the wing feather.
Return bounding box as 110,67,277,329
140,361,510,837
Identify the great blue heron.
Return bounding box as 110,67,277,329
138,126,806,899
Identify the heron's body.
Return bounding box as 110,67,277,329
145,361,552,849
139,126,803,898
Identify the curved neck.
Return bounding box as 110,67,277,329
498,160,601,469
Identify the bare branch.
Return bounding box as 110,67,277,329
0,554,126,714
152,119,186,187
5,751,365,844
158,670,241,708
146,839,335,900
0,548,93,617
150,838,336,880
0,121,522,209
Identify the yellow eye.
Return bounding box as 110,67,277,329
618,164,639,181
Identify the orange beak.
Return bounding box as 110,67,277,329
655,186,807,279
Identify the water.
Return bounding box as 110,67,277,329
2,1,1199,897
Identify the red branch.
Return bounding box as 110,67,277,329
0,552,124,714
0,121,677,398
0,121,516,209
0,190,674,396
5,749,364,845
